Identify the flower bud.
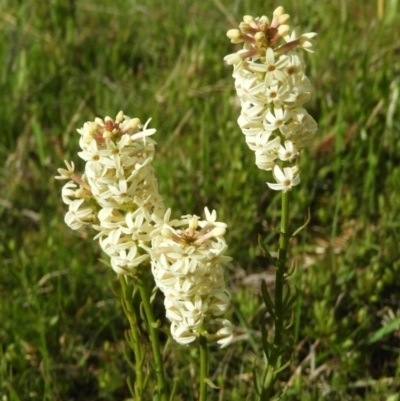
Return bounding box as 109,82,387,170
161,227,174,239
238,22,252,34
243,15,254,24
102,130,113,139
211,227,226,237
292,165,300,176
75,188,91,199
189,215,199,231
227,29,244,43
121,118,141,133
115,110,124,123
223,53,243,65
258,16,270,32
273,6,285,18
278,14,290,25
254,32,266,44
277,25,290,37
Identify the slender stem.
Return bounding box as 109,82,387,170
119,275,145,400
274,190,290,352
260,191,290,401
199,332,209,401
136,269,168,401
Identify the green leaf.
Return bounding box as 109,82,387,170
282,284,291,307
204,378,220,389
367,316,400,344
5,382,22,401
284,286,299,312
169,379,179,401
139,302,146,321
151,319,161,329
253,363,261,397
261,322,271,359
261,280,275,318
31,118,46,167
285,258,297,277
291,208,311,238
150,285,158,304
258,234,276,266
274,357,292,375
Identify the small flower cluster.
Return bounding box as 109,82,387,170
143,208,233,348
56,111,165,274
224,6,318,192
57,111,233,348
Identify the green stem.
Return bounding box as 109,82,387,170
274,190,290,352
261,191,290,401
119,276,145,400
136,269,168,401
199,332,209,401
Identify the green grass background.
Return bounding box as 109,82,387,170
1,0,400,399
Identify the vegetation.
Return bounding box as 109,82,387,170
1,0,399,399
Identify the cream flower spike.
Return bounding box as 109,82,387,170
57,111,165,274
145,207,233,347
224,6,317,190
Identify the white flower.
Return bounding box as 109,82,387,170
264,80,290,106
277,140,298,162
64,199,94,230
55,160,75,180
170,324,197,345
264,107,290,133
110,247,149,274
247,48,288,87
215,319,234,349
78,139,112,178
182,295,208,321
255,152,277,171
267,165,300,192
241,104,268,125
224,53,243,66
120,211,152,242
284,28,318,52
167,278,198,299
108,180,135,204
246,131,280,154
61,181,78,205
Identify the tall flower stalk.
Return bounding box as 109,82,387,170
56,111,169,400
224,6,317,399
56,111,233,401
143,208,233,400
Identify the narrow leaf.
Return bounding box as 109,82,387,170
169,379,179,401
126,376,136,398
261,322,270,358
291,208,311,238
258,234,276,266
204,378,220,389
151,319,161,329
367,316,400,344
31,118,46,166
150,285,158,304
285,287,299,312
274,357,292,375
282,284,291,307
285,258,297,277
261,280,275,318
253,363,261,396
285,311,295,330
